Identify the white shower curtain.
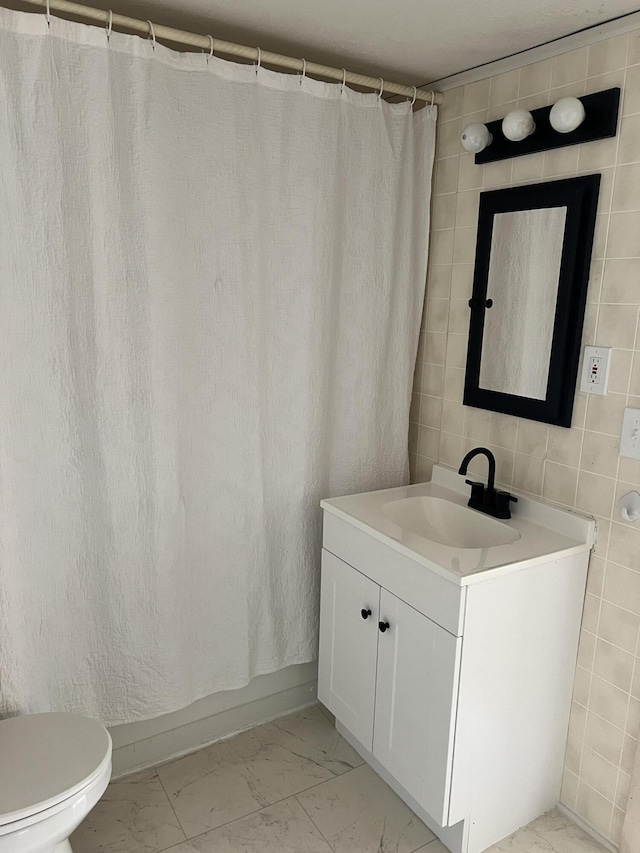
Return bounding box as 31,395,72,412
0,9,434,725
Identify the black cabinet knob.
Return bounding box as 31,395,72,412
379,621,390,633
361,608,372,620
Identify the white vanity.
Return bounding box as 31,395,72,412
318,465,594,853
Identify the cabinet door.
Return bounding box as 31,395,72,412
318,549,380,751
373,588,462,825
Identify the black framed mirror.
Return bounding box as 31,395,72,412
463,174,600,428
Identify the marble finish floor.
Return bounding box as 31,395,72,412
72,705,608,853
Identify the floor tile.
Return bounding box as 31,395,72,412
296,763,435,853
161,797,333,852
484,827,557,852
522,808,608,852
156,706,362,838
72,707,610,853
264,705,363,775
484,808,608,853
70,768,185,853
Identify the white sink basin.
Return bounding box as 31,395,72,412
380,496,520,549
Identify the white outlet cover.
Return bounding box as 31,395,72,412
621,407,640,460
579,345,611,395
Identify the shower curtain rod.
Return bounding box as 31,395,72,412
18,0,443,105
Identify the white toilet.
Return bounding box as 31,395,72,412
0,712,112,853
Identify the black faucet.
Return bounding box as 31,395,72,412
458,447,517,520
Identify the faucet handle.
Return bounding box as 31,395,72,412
465,480,486,504
495,490,518,518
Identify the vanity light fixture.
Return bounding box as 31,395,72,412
464,87,619,164
501,109,536,142
460,123,493,153
549,96,586,133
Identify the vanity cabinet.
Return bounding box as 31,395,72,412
319,550,461,825
317,466,595,853
318,551,379,749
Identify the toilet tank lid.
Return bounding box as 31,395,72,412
0,712,111,826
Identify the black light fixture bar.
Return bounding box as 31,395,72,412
474,87,620,164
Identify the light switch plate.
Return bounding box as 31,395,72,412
621,408,640,460
579,346,611,395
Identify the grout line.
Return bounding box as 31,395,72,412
595,56,628,842
153,769,189,843
583,586,640,625
294,791,338,852
575,742,621,775
512,419,521,490
573,676,639,731
152,766,362,850
613,628,640,821
112,707,362,850
435,240,454,470
577,776,618,811
541,48,634,819
539,425,550,502
408,837,442,852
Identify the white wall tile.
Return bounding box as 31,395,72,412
489,69,520,106
519,58,553,97
462,79,491,115
588,34,629,77
552,47,589,88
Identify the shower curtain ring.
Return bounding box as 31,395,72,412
255,47,261,75
430,90,435,108
299,58,306,86
410,86,417,107
341,68,347,94
147,20,156,50
45,0,51,26
207,35,214,62
378,78,384,100
106,10,113,41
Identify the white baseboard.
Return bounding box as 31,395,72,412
557,802,618,853
109,662,318,778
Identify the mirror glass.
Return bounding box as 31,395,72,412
479,207,567,400
463,175,600,427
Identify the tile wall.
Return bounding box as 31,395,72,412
409,29,640,848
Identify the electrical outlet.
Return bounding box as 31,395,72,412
579,345,611,395
621,408,640,460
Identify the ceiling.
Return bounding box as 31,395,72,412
11,0,640,84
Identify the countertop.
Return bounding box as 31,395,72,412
320,465,596,585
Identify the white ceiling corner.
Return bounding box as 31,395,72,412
8,0,640,86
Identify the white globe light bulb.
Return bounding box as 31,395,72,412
549,97,586,133
460,123,493,154
502,109,536,142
